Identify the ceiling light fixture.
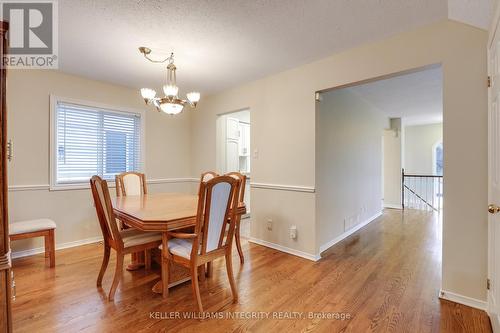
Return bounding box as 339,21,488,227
139,47,200,115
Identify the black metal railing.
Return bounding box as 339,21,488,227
402,169,443,211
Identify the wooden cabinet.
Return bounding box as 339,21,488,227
0,21,11,333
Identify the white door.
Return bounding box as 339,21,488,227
226,117,240,140
226,139,239,172
489,17,500,331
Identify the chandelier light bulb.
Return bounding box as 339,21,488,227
140,88,156,101
187,92,201,104
163,84,179,97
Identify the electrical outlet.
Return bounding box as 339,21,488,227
253,149,259,159
290,225,297,239
267,218,273,231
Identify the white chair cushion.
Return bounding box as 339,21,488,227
121,229,162,248
159,238,195,259
10,219,56,235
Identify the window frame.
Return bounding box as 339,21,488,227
49,95,146,191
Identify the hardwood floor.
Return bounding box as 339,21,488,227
10,209,491,332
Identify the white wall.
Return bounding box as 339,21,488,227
316,89,387,247
383,119,403,208
7,70,195,254
191,20,488,301
404,123,443,174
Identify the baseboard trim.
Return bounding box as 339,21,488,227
384,204,402,209
11,236,103,259
319,211,383,255
439,289,487,311
488,294,500,332
248,237,319,261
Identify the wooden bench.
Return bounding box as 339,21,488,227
9,219,56,267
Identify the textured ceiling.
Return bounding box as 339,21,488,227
348,66,443,126
59,0,450,96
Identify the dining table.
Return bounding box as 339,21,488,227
113,192,246,295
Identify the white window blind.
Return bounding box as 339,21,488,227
54,101,142,185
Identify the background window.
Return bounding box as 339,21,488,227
434,142,443,176
52,98,142,188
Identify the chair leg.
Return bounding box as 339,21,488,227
191,264,203,313
48,229,55,267
44,233,50,258
225,252,238,303
97,246,111,287
235,222,244,264
109,253,124,301
198,265,206,282
145,250,151,270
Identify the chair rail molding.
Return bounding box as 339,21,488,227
250,182,315,193
8,177,199,192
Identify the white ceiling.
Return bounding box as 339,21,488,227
347,66,443,126
58,0,490,96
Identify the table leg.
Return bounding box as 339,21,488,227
161,232,169,298
126,251,145,271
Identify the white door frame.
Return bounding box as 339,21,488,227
488,3,500,331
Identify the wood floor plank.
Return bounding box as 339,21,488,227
10,209,491,332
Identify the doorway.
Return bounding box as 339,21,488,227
315,64,443,286
216,109,251,219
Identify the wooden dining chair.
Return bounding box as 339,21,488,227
226,172,247,264
115,171,151,267
90,176,162,301
206,171,247,278
160,175,241,312
115,171,147,197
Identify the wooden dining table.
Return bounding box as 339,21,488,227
113,192,246,294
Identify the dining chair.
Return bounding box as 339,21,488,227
225,172,246,264
115,171,147,197
160,175,241,312
115,171,151,267
90,176,162,301
206,171,247,278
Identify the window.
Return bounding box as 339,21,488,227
50,96,144,189
433,141,443,176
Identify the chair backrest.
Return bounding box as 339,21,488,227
226,172,246,204
198,171,219,196
115,172,147,197
194,176,240,255
90,176,123,247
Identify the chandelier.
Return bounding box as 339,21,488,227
139,47,200,115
